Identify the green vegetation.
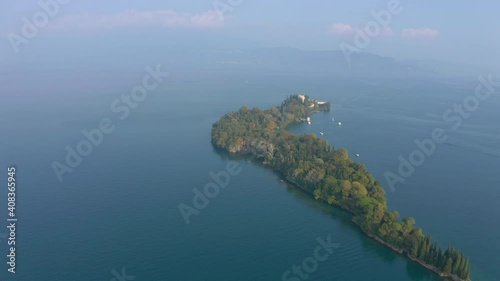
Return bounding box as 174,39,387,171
211,95,471,281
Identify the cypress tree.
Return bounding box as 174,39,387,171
452,252,462,274
410,239,420,257
435,247,442,269
444,258,453,274
444,245,451,261
458,253,467,277
424,235,431,261
428,242,435,263
418,240,427,261
463,257,470,280
439,253,447,271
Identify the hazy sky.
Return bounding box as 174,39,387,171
1,0,498,70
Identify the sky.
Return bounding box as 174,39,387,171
0,0,499,71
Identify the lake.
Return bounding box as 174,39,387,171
0,67,498,281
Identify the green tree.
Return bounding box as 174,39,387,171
452,253,462,275
313,189,321,200
444,258,453,274
410,239,421,256
463,258,470,279
212,95,472,280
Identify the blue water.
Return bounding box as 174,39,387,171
0,68,498,281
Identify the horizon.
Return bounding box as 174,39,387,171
0,2,499,281
1,1,498,74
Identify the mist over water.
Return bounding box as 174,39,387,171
0,62,498,281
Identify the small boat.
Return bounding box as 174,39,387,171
320,132,324,135
356,154,360,157
338,122,342,126
332,117,335,122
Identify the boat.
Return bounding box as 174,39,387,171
320,132,324,135
338,122,342,126
332,117,335,122
356,154,360,157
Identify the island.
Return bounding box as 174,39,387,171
211,95,471,281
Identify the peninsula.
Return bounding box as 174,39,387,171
211,95,471,281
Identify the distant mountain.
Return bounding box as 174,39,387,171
204,47,438,77
400,59,493,77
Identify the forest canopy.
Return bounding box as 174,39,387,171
211,95,471,281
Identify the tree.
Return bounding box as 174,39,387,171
402,217,416,229
212,95,471,280
351,181,368,197
313,189,321,200
410,239,421,256
452,253,462,275
444,258,453,274
463,257,470,279
336,148,349,160
341,180,352,191
418,240,427,261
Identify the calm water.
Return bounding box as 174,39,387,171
0,68,498,281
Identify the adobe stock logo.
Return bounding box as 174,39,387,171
340,0,405,67
110,267,135,281
281,235,340,281
8,0,71,54
212,0,243,20
178,161,242,224
384,74,499,191
52,65,169,183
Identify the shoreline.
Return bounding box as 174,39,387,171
272,165,468,281
212,95,471,281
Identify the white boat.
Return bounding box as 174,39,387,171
320,132,324,135
356,154,360,157
338,122,342,126
332,117,335,122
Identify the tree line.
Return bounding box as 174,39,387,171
211,95,471,280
